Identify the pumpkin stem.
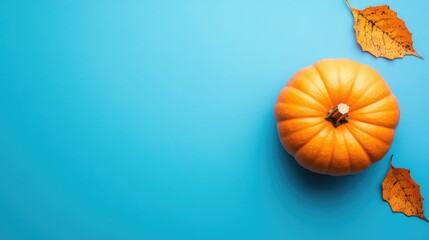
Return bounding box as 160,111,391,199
325,103,349,128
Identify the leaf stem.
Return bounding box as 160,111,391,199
345,0,354,10
415,53,424,60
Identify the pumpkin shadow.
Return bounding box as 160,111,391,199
269,120,371,207
277,143,365,192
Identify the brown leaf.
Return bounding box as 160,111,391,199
345,0,422,60
382,155,428,222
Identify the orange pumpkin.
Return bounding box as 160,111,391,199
274,59,400,176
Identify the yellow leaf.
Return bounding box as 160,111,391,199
345,0,422,60
382,155,428,222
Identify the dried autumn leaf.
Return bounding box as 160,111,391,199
382,155,428,222
345,0,422,60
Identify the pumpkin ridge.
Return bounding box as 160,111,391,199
345,125,374,162
277,116,323,122
294,127,331,174
348,121,394,145
325,129,337,175
286,86,328,111
349,119,395,130
350,110,399,129
292,72,333,109
347,125,390,162
347,78,376,106
348,77,391,109
341,129,352,174
313,65,335,107
353,93,393,113
343,127,373,171
335,61,343,104
344,64,360,104
352,109,398,116
312,127,332,175
290,123,327,154
277,118,325,135
275,103,325,119
351,92,393,113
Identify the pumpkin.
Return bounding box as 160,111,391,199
274,59,400,176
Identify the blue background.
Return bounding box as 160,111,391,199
1,0,428,239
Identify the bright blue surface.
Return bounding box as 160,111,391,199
1,0,428,239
